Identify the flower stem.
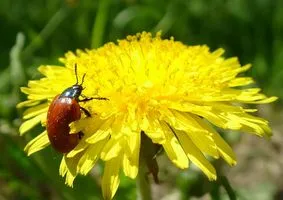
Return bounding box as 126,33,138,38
91,0,111,48
136,161,152,200
220,176,236,200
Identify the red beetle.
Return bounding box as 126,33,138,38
46,64,106,153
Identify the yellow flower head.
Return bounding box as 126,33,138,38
18,32,277,199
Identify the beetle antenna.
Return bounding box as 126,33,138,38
74,64,79,85
80,73,86,86
74,63,86,86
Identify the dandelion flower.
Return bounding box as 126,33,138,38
18,32,277,199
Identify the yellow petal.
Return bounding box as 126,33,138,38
23,103,49,120
246,96,278,104
59,155,81,187
122,132,140,179
165,106,227,131
38,65,70,77
69,116,105,135
193,117,237,166
160,122,188,169
172,111,219,158
77,139,107,175
20,87,55,100
100,137,122,161
228,77,254,87
141,114,166,144
226,113,271,137
17,99,40,108
19,113,46,135
85,118,114,143
66,139,88,158
102,156,121,200
24,131,49,156
175,129,217,180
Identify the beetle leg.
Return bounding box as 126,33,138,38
78,132,84,139
80,106,91,117
79,94,109,102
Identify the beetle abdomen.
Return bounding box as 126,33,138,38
47,96,82,153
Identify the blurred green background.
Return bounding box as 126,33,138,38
0,0,282,199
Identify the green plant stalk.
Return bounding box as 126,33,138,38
10,33,26,90
22,6,70,59
136,160,152,200
91,0,111,49
220,176,236,200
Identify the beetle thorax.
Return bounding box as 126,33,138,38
59,85,83,100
